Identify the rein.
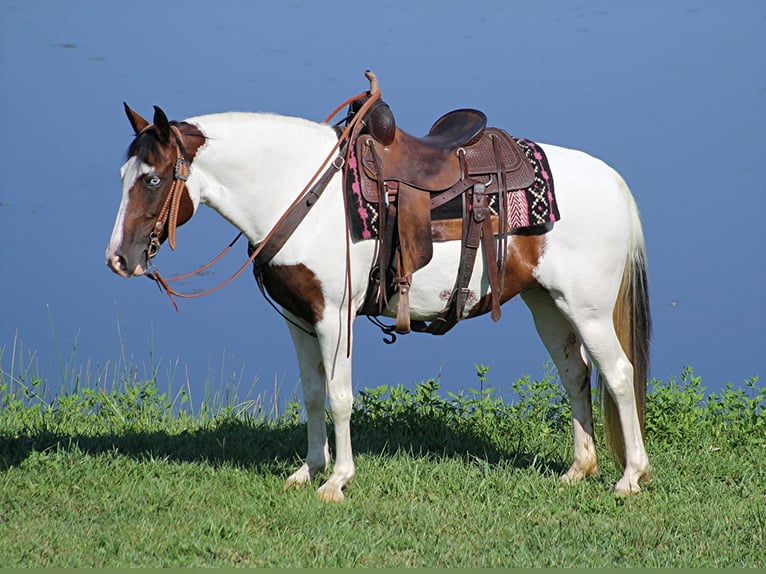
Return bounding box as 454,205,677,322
145,76,382,317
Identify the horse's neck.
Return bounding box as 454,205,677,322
189,112,338,241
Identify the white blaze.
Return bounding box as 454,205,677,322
105,157,152,260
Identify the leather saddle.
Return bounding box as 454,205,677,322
350,97,535,336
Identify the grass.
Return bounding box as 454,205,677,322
0,335,764,567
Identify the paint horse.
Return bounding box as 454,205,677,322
106,74,651,501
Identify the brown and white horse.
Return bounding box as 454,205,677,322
106,90,651,501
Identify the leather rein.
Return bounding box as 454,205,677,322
144,85,382,314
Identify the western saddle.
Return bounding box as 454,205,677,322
345,74,536,337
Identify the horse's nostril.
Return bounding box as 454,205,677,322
108,254,128,274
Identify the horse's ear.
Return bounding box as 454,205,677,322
153,105,171,143
124,102,149,134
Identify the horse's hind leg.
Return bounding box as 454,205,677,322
522,288,598,482
567,309,650,494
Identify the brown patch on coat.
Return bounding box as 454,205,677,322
466,232,545,318
259,263,325,324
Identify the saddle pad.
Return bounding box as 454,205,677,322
345,137,559,241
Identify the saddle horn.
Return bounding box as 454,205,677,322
354,70,395,145
365,69,380,95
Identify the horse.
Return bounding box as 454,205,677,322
106,77,652,501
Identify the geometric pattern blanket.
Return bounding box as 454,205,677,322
345,136,560,242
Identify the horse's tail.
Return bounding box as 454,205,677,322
601,170,652,466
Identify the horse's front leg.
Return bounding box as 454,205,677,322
314,315,355,502
283,315,355,502
283,321,331,490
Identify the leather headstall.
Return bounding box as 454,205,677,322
148,125,191,257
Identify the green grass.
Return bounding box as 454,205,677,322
1,337,764,567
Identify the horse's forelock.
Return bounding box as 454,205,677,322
126,128,162,163
126,121,206,164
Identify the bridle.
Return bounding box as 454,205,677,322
146,124,191,257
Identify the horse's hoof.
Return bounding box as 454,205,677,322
284,480,304,491
614,463,652,495
317,483,345,503
284,465,312,490
560,462,599,484
614,477,641,496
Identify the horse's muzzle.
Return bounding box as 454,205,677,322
107,252,146,278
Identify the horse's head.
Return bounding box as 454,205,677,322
106,104,205,277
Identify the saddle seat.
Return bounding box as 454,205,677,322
361,109,487,192
418,108,487,149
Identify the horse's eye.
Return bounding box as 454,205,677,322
145,175,162,188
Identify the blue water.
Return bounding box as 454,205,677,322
1,1,763,410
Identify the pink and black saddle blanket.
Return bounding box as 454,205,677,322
344,136,560,241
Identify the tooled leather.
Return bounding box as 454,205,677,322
358,127,535,203
463,128,534,191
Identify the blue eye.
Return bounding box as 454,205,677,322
145,175,162,188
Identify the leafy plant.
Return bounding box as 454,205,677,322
646,366,707,444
